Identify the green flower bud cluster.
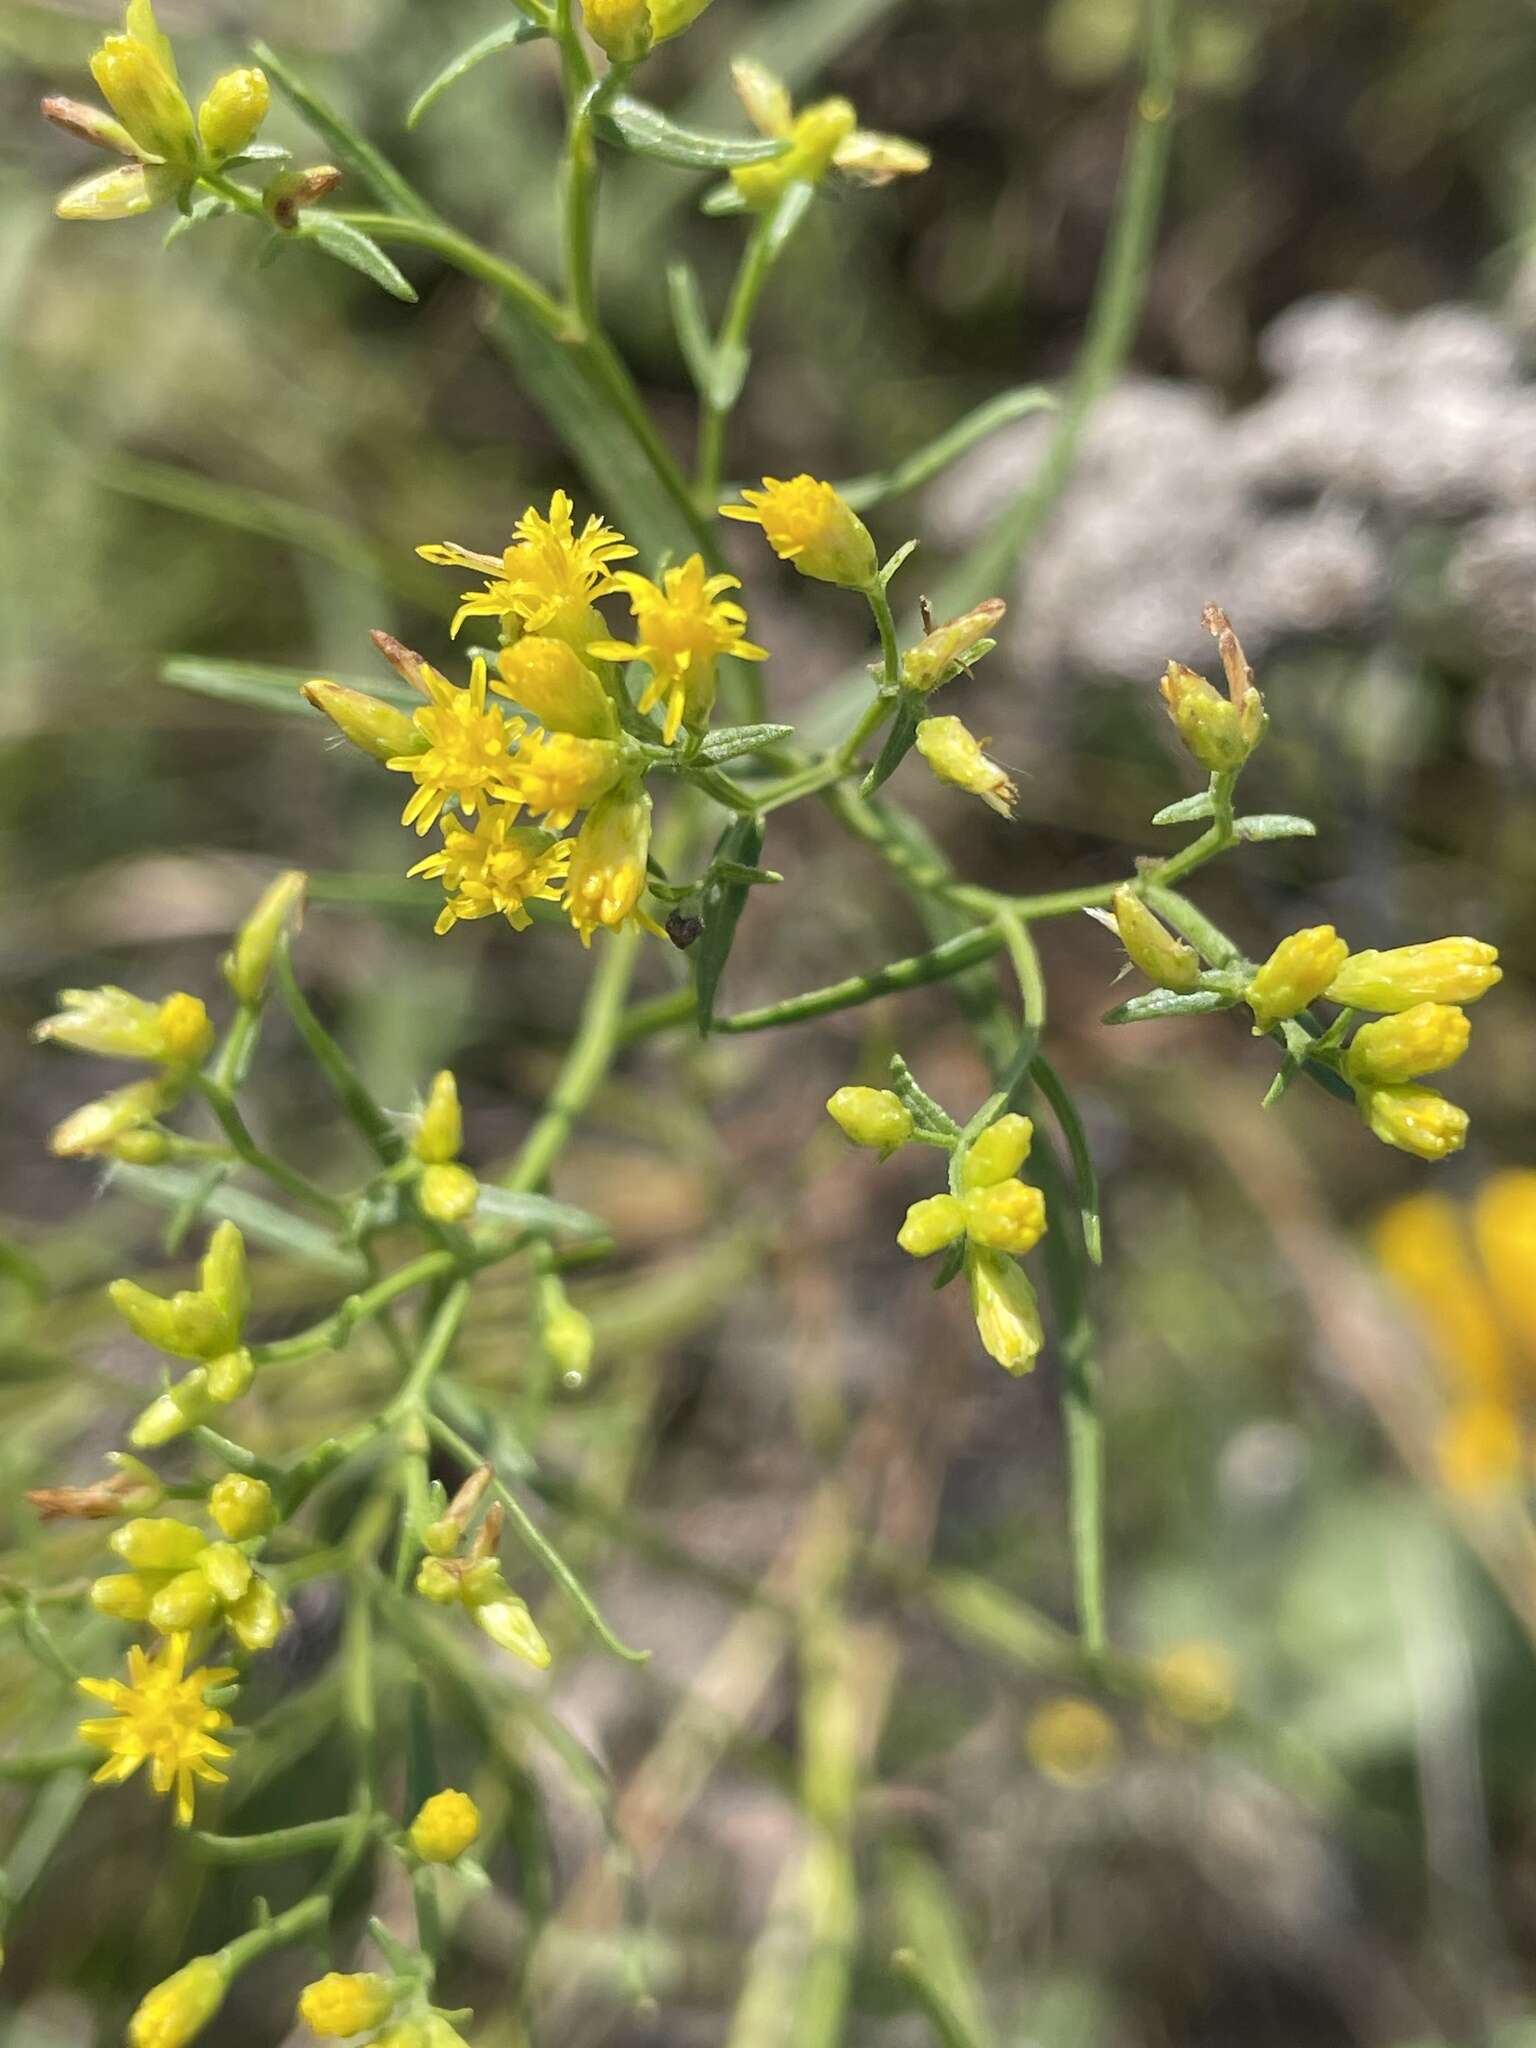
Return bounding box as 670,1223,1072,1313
110,1222,259,1447
412,1070,481,1225
92,1478,285,1650
414,1497,551,1670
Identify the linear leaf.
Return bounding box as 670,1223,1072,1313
1030,1055,1103,1265
694,722,795,764
838,386,1058,512
860,695,920,800
253,40,430,222
472,1187,607,1240
407,19,546,129
1101,987,1234,1025
162,658,416,717
695,813,765,1034
1151,790,1215,827
299,215,418,302
1234,811,1318,842
108,1165,362,1278
666,259,721,397
599,95,789,169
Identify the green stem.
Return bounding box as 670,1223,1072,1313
556,0,603,339
250,1250,462,1363
384,1279,472,1421
1034,1134,1107,1661
866,581,902,688
192,1815,363,1863
333,211,566,333
188,1074,344,1219
696,207,787,501
505,925,640,1191
218,1891,330,1975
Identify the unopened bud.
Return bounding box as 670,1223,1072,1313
54,163,156,220
962,1179,1047,1256
470,1591,552,1668
197,1541,253,1606
581,0,654,63
1344,1002,1471,1087
914,715,1018,817
50,1078,169,1159
199,1222,249,1336
415,1556,461,1605
204,1347,253,1404
129,1368,214,1447
650,0,716,38
266,163,343,229
148,1566,223,1633
90,33,196,167
1159,660,1266,774
227,1574,286,1650
966,1246,1044,1376
111,1517,207,1573
1111,886,1202,994
156,993,214,1066
899,601,1006,694
108,1279,231,1361
91,1571,163,1621
961,1113,1033,1191
1327,939,1501,1014
733,95,856,210
208,1473,275,1541
1246,926,1348,1033
41,94,139,155
1356,1082,1469,1162
826,1086,913,1153
303,679,422,763
196,66,268,161
127,1953,229,2048
224,870,306,1004
297,1972,397,2041
541,1297,594,1384
419,1161,478,1224
409,1787,482,1863
414,1070,463,1163
896,1193,966,1258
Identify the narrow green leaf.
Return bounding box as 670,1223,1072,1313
931,1241,965,1292
407,19,546,128
252,41,430,222
0,1237,49,1305
1234,812,1318,843
162,658,416,717
471,1187,607,1240
272,935,404,1166
694,722,795,764
108,1165,362,1279
763,177,815,257
1030,1055,1103,1265
1150,790,1214,827
860,695,920,799
599,94,789,169
1101,987,1234,1025
299,215,418,302
839,386,1058,512
694,813,765,1034
700,181,748,216
164,193,231,245
666,259,723,399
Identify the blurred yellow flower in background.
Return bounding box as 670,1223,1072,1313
1023,1697,1121,1787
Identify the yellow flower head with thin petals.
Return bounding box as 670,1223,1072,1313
418,490,635,646
563,781,665,945
590,555,767,744
499,728,625,830
77,1632,236,1827
720,474,876,589
386,656,524,836
409,807,573,935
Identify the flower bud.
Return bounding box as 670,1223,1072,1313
962,1179,1047,1256
961,1114,1033,1191
564,781,654,946
265,163,344,228
409,1787,482,1863
1149,1642,1236,1726
111,1127,173,1164
110,1517,208,1573
582,0,653,63
1344,1002,1470,1087
649,0,715,38
128,1952,228,2048
1158,660,1265,774
157,994,215,1065
1246,926,1349,1033
149,1566,223,1633
197,1542,253,1606
54,163,157,219
91,1570,164,1621
1356,1083,1469,1162
914,716,1018,817
414,1070,463,1164
90,32,196,167
899,601,1006,694
208,1473,275,1542
227,1574,286,1651
204,1348,253,1404
896,1194,966,1258
494,635,617,740
109,1279,229,1359
196,66,268,161
470,1592,553,1667
224,869,306,1004
541,1296,594,1385
416,1556,461,1605
733,96,857,209
1111,886,1201,994
298,1972,398,2040
199,1222,248,1336
1326,939,1501,1013
419,1162,479,1225
965,1247,1044,1375
35,985,206,1063
130,1368,215,1447
826,1086,913,1152
41,94,140,155
719,475,877,589
303,680,423,762
1023,1697,1120,1787
50,1078,170,1159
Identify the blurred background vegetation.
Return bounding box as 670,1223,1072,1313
2,0,1536,2042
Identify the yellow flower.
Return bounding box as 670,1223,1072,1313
77,1633,236,1827
195,66,268,161
386,656,525,836
1437,1401,1523,1495
1474,1172,1536,1361
418,491,636,646
304,679,423,762
1110,886,1201,993
1246,925,1349,1033
1356,1082,1469,1162
127,1953,228,2048
494,635,618,739
1159,659,1266,774
728,58,929,211
719,475,876,589
563,782,664,944
420,1161,479,1224
581,0,652,62
34,987,213,1065
965,1245,1045,1375
962,1179,1047,1256
297,1972,398,2039
1023,1697,1120,1787
589,556,767,745
207,1474,275,1542
826,1086,913,1152
90,3,196,169
1327,938,1501,1013
914,716,1019,819
499,728,626,829
410,1786,482,1863
1148,1642,1236,1726
1344,1002,1470,1087
408,808,573,936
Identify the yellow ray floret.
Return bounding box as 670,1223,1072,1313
409,807,574,935
418,490,635,644
589,555,767,744
385,655,524,836
77,1632,236,1827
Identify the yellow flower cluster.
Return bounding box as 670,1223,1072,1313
47,0,268,223
91,1493,286,1650
312,491,777,945
77,1633,236,1828
1374,1174,1536,1495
